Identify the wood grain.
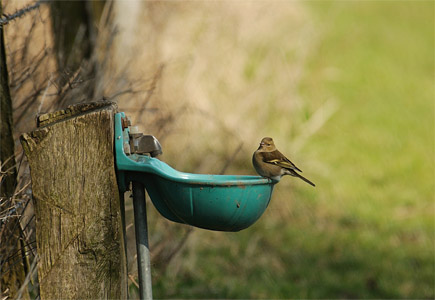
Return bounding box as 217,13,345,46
20,101,127,299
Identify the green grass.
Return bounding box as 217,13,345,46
151,2,434,298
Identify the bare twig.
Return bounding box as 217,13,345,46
38,73,52,114
128,274,139,289
135,64,165,121
292,99,339,152
0,1,44,26
219,142,244,175
16,254,39,299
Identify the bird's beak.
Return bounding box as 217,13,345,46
260,142,265,146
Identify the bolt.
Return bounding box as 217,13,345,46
121,117,129,130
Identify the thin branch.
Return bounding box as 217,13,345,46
219,142,244,175
135,64,164,121
292,98,339,153
0,1,44,26
16,254,39,300
128,274,139,289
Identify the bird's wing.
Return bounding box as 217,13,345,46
262,150,303,172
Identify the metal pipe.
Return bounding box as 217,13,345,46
132,181,153,300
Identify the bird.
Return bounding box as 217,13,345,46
252,137,315,187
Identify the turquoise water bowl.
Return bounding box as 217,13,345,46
115,113,276,232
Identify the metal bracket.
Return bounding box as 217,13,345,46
121,117,163,157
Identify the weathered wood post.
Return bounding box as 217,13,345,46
20,101,127,299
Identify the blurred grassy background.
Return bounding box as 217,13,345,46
4,0,433,298
116,1,433,298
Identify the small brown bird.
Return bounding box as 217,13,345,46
252,137,315,187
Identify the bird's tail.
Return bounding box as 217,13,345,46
284,169,316,187
290,172,315,187
296,173,315,187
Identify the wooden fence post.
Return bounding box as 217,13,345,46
20,101,127,299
